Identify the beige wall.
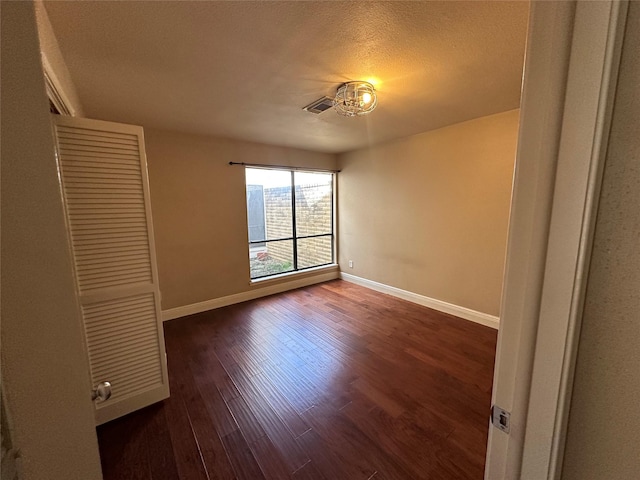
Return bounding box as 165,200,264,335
145,128,337,310
562,4,640,478
338,109,519,317
1,1,102,478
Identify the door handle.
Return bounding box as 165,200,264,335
92,381,112,402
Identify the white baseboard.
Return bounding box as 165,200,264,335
162,269,340,321
339,272,500,329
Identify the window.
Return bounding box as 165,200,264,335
245,167,334,280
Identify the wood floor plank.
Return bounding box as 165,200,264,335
227,394,267,444
249,371,312,438
191,349,241,404
162,392,210,480
182,393,237,480
297,427,375,479
226,362,311,472
166,326,234,480
251,434,299,479
302,403,415,479
220,429,267,480
351,377,406,419
341,397,450,480
98,279,497,479
145,403,181,480
98,408,151,480
258,358,319,414
291,460,327,479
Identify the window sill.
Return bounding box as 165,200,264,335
249,264,339,286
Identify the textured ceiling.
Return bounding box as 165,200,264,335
44,1,529,154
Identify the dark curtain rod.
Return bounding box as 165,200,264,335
228,161,340,173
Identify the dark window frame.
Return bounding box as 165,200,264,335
246,168,335,280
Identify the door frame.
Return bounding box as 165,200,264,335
1,2,103,478
486,1,629,479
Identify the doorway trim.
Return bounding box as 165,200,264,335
486,1,629,479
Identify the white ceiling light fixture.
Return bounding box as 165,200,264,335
333,81,378,117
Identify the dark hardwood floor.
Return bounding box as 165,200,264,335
97,279,497,479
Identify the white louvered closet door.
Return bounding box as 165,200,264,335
52,115,169,425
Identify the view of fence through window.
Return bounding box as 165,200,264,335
245,167,333,279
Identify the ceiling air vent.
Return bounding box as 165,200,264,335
303,96,334,114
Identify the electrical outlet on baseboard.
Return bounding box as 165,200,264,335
348,260,353,268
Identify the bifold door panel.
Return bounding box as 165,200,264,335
53,115,169,425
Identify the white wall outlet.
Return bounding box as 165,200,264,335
348,260,353,268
